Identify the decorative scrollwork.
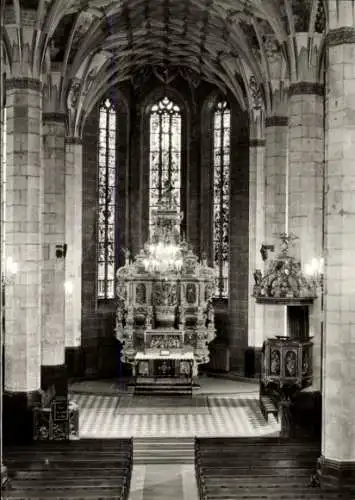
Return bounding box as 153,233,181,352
253,233,316,305
249,75,263,110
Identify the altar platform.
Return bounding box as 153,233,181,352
68,375,281,438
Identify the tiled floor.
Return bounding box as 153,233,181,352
67,377,279,499
69,376,280,438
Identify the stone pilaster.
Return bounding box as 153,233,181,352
248,137,265,349
319,12,355,490
228,110,250,372
1,0,6,475
3,77,43,443
288,81,324,391
41,113,67,395
263,115,288,338
64,138,83,351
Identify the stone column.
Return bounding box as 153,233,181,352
228,110,250,372
288,80,324,391
248,135,265,347
41,113,67,396
319,4,355,488
3,77,43,443
64,138,83,376
1,0,7,477
247,133,265,377
263,115,288,337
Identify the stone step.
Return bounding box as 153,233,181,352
133,436,194,464
134,390,192,396
133,380,193,396
134,437,194,444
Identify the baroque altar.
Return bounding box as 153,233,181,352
115,182,216,382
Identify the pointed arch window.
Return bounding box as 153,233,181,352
149,96,181,234
97,98,117,299
213,100,230,298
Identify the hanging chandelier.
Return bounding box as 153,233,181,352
141,180,187,275
143,241,184,274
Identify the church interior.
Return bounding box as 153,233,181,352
1,0,355,498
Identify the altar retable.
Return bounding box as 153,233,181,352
115,182,216,392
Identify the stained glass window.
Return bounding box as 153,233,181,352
97,98,116,299
149,96,181,234
213,101,230,298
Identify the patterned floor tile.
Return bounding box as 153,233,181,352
70,393,280,438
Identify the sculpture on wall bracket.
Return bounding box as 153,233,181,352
253,233,317,305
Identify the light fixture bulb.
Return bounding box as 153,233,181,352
64,281,73,294
6,257,18,276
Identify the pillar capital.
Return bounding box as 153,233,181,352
249,139,265,148
326,26,355,46
43,69,66,115
5,77,42,92
289,32,324,85
265,116,288,127
43,112,66,123
65,136,83,145
288,82,324,98
4,7,44,80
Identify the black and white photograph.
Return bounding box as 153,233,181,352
0,1,354,498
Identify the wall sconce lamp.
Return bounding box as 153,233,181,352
2,257,19,285
260,244,275,262
304,257,324,289
64,281,73,295
56,244,67,259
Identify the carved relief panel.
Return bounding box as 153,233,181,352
186,283,197,304
135,283,146,304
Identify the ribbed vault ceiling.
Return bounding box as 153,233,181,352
51,0,288,108
3,0,327,122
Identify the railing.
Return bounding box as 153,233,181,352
194,437,207,500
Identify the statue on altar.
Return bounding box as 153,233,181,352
115,180,216,376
